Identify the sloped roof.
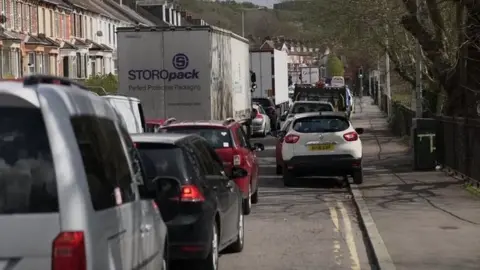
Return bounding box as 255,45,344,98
89,0,133,23
136,6,169,26
45,0,72,9
103,0,154,26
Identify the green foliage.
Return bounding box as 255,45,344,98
84,74,118,95
326,55,344,76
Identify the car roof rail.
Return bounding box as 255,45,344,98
223,118,235,125
162,117,176,126
22,75,89,90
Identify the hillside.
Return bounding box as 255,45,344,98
178,0,324,43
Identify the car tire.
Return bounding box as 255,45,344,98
282,165,295,187
227,210,244,253
251,187,259,204
353,169,364,184
242,184,252,215
199,222,219,270
276,164,282,175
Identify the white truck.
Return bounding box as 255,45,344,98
116,26,251,122
300,67,320,85
249,49,289,107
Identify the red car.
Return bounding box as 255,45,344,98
159,119,264,215
275,118,294,174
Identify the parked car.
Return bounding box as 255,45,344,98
159,119,264,215
252,97,279,130
103,95,146,133
279,111,364,186
279,101,334,127
131,133,246,270
0,75,168,270
252,103,271,137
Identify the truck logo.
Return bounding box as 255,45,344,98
172,53,189,70
128,53,199,81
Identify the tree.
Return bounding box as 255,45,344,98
84,74,118,95
327,55,345,76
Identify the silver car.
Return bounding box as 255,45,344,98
0,76,168,270
252,104,271,137
279,100,335,127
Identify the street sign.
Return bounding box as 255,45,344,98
331,76,345,87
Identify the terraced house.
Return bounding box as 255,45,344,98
0,0,154,79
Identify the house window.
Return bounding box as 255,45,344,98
26,4,31,33
63,14,67,39
83,54,87,77
108,23,111,44
113,25,116,45
90,17,93,39
41,8,46,34
28,52,35,74
70,14,74,37
78,15,82,38
83,15,86,39
5,0,12,29
91,59,96,75
49,10,53,37
54,12,59,38
76,52,81,78
35,52,43,73
44,53,50,74
14,1,20,31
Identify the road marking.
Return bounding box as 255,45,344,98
338,201,361,270
329,204,343,266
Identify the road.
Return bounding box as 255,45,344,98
218,135,372,270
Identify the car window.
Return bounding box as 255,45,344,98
163,127,233,149
293,116,349,133
119,127,145,186
237,126,251,149
252,98,271,108
181,143,205,185
281,119,293,131
0,107,58,214
291,103,334,114
192,139,216,175
254,105,267,115
71,116,135,211
135,143,185,183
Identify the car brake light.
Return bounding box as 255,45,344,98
52,231,86,270
284,134,300,144
179,185,205,202
343,132,359,141
256,111,263,119
233,154,241,166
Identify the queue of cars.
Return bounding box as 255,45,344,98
0,75,253,270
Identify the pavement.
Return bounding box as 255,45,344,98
350,97,480,270
219,136,372,269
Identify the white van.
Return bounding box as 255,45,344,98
103,95,146,133
0,75,167,270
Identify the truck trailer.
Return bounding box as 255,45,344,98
249,49,289,110
116,25,251,122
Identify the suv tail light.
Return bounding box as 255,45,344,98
343,132,359,141
178,185,205,202
284,134,300,144
256,110,263,119
52,231,86,270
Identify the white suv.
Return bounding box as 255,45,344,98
280,112,364,186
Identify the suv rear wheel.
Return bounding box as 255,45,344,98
352,169,363,184
282,165,295,187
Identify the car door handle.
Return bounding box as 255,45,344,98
140,224,152,233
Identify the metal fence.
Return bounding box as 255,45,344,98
380,94,415,137
436,117,480,181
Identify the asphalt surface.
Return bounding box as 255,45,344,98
218,135,372,270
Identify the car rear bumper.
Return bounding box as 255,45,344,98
167,213,214,260
284,155,361,176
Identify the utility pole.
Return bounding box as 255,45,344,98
385,47,391,116
415,0,423,117
359,66,363,99
241,11,245,37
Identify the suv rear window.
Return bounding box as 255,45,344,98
252,98,271,108
293,116,349,133
291,103,333,114
135,143,185,184
0,107,58,214
162,127,233,149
